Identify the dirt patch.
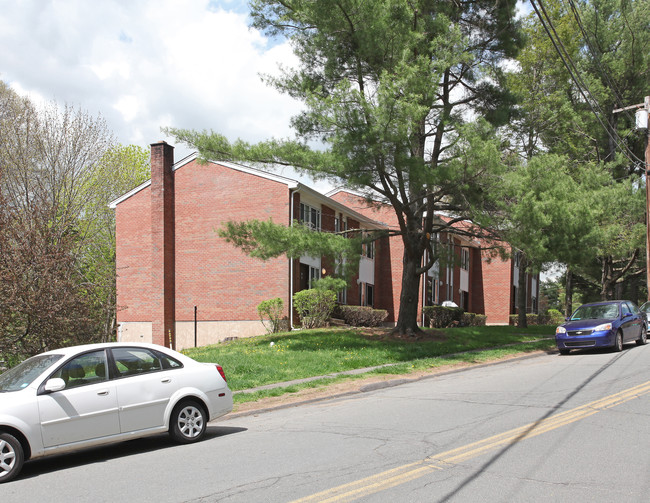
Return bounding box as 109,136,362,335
357,326,448,342
230,349,547,417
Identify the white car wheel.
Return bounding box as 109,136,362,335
170,401,206,443
0,433,24,484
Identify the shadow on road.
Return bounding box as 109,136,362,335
19,425,247,480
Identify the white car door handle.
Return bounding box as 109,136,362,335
161,378,171,383
97,390,109,396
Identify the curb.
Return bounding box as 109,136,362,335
221,349,555,420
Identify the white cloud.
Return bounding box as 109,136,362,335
0,0,304,163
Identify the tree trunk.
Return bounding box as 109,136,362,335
393,249,424,337
517,253,528,328
600,256,614,300
564,268,573,318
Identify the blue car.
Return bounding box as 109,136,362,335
555,300,647,355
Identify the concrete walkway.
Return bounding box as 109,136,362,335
234,338,555,395
234,363,398,394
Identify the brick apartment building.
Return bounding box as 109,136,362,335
328,190,539,328
110,141,538,350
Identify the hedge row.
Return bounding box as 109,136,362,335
422,306,486,328
335,305,388,327
461,312,488,327
509,311,564,327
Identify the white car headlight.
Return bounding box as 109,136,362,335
594,323,613,331
556,326,566,334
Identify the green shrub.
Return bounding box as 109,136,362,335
423,305,465,328
461,312,487,327
337,306,388,327
313,276,348,293
509,313,555,326
257,298,286,334
546,309,565,325
293,289,337,329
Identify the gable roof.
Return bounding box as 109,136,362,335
109,152,299,209
108,153,385,229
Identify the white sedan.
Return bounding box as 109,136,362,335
0,342,233,483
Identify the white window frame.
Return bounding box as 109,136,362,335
309,266,321,288
300,202,321,231
460,248,470,271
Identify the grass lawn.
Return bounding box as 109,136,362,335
182,325,557,403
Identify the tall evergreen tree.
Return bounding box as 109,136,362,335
504,0,649,312
168,0,523,335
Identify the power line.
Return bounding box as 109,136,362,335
564,0,636,124
529,0,643,165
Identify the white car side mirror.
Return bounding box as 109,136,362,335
44,378,66,393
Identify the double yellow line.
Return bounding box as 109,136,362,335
292,380,650,503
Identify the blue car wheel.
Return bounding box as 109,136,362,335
613,330,623,352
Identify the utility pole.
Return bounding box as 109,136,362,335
646,96,650,301
615,97,650,299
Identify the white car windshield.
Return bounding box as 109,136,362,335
0,354,63,392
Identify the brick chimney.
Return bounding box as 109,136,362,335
150,141,175,348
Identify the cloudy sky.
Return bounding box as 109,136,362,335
0,0,319,182
0,0,531,191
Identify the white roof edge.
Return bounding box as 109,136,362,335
109,154,300,208
326,186,363,198
108,178,152,209
212,159,300,188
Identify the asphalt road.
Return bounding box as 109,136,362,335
6,342,650,502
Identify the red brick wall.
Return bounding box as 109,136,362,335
115,158,293,332
115,185,152,321
480,249,513,324
469,247,484,315
329,191,403,322
375,234,397,321
173,161,291,322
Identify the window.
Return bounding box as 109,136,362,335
461,248,470,271
334,216,340,233
309,266,321,288
300,203,321,230
110,347,182,377
366,284,374,307
360,282,374,307
0,355,63,392
52,350,107,389
362,239,375,259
